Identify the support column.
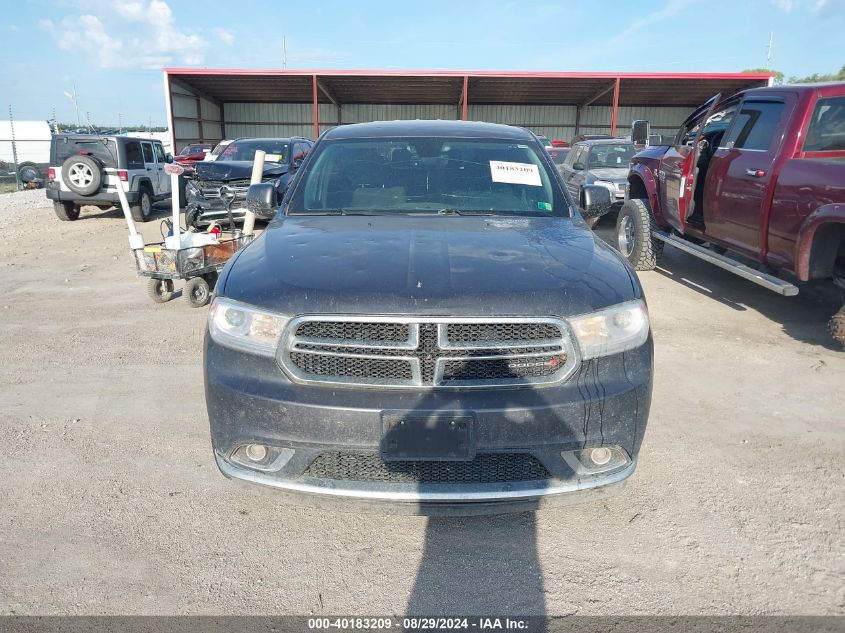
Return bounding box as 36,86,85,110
312,74,319,139
610,77,621,137
461,76,468,121
574,106,581,141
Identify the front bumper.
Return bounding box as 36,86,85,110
205,335,652,514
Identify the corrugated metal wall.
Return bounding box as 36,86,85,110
220,102,692,143
170,81,224,152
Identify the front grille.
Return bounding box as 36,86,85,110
280,317,576,388
302,452,551,483
197,178,251,200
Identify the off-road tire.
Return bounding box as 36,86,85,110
130,186,153,223
61,154,103,196
17,162,41,183
147,278,174,303
829,306,845,349
184,276,211,308
53,200,80,221
616,198,664,271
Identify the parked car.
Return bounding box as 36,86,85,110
551,139,570,148
174,143,212,164
203,139,233,161
572,133,613,143
183,137,313,227
45,134,172,221
547,146,570,172
0,119,51,183
559,139,635,227
619,83,845,346
205,119,651,514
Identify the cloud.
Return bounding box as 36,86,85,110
40,0,218,69
616,0,694,40
213,28,235,45
773,0,845,12
773,0,795,10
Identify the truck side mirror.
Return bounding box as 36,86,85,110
246,183,277,219
580,185,612,219
631,120,650,147
572,162,586,171
165,153,173,163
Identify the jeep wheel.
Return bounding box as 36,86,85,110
829,306,845,349
53,200,80,221
61,155,102,196
130,186,153,223
616,198,664,271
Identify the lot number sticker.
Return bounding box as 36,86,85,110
489,161,542,186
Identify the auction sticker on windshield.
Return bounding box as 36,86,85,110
489,160,541,186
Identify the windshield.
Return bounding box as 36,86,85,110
218,139,289,163
586,143,635,168
287,136,565,216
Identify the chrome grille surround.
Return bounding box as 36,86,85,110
278,315,580,389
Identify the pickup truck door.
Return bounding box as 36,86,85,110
702,95,793,259
658,94,721,233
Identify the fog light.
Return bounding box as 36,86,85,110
230,444,295,473
561,445,630,476
590,447,612,466
245,444,268,462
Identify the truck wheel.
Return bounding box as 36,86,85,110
18,162,41,183
184,277,211,308
829,306,845,349
130,186,153,222
616,198,663,271
148,278,174,303
53,200,80,221
61,155,102,196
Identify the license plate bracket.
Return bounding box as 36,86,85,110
380,412,476,461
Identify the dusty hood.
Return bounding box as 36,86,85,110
221,215,638,317
588,167,629,183
191,160,288,181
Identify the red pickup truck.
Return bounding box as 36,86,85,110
616,83,845,346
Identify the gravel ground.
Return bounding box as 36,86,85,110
0,195,843,616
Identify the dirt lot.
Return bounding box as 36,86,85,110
0,190,843,615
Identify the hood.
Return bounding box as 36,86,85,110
587,167,629,183
191,160,288,181
221,215,638,317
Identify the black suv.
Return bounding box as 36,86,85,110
46,134,173,222
204,120,652,514
183,137,312,228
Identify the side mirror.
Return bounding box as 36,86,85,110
580,185,612,220
631,120,650,147
165,154,173,163
292,157,304,171
245,183,278,219
572,162,586,171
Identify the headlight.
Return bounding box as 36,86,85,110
185,180,200,199
208,297,288,357
593,179,617,191
568,299,649,359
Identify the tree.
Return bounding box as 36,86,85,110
742,68,784,85
788,65,845,84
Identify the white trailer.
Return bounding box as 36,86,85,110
0,120,52,182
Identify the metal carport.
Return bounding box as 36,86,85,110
162,69,773,152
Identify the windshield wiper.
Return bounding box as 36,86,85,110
436,208,497,216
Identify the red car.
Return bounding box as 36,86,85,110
617,83,845,345
174,143,212,164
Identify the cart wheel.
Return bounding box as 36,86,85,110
184,277,211,308
148,278,174,303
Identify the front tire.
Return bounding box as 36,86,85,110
616,198,664,271
148,278,174,303
53,200,80,221
130,186,153,222
829,306,845,349
184,277,211,308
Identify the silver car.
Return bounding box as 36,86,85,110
559,139,635,227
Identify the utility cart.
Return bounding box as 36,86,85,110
133,231,253,307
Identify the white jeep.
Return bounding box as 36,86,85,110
46,134,173,222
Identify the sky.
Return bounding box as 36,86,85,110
1,0,844,126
